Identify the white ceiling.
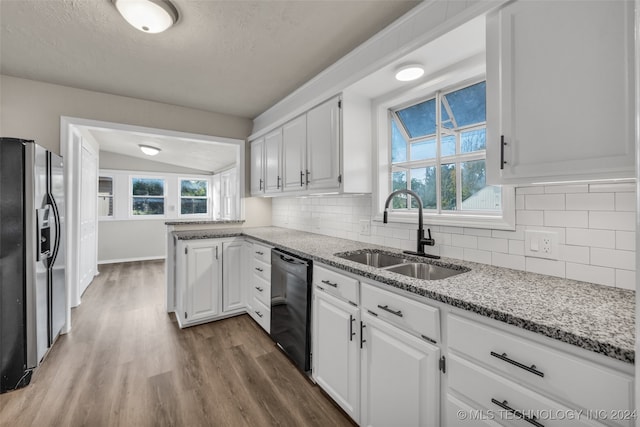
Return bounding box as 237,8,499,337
86,126,238,173
0,0,419,119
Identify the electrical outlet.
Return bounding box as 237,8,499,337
524,230,559,260
359,219,371,236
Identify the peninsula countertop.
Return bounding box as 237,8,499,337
172,226,635,364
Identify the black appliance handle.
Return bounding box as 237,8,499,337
274,250,308,266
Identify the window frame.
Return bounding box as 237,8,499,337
178,177,211,218
372,68,515,230
129,175,167,218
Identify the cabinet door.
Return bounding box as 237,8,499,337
264,128,283,194
282,115,307,192
222,240,248,312
250,138,265,196
312,289,360,423
486,0,634,185
360,311,440,427
307,96,341,191
185,240,221,323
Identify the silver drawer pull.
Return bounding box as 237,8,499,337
255,286,263,292
490,351,544,377
255,251,264,255
491,399,544,427
256,311,263,318
321,279,338,288
377,304,403,317
255,267,263,272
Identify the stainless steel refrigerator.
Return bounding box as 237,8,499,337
0,137,65,393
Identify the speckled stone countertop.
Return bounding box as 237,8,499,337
173,226,635,363
165,219,245,226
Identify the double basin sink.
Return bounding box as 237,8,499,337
335,250,469,280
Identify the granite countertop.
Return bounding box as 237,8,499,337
173,226,635,364
165,219,245,226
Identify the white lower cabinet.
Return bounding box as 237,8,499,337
360,310,441,427
176,239,222,327
246,242,273,333
222,239,251,312
312,287,360,423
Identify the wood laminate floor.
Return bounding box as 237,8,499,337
0,261,354,427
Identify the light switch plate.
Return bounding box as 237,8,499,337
524,230,559,260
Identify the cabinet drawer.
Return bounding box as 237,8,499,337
247,297,270,333
361,283,440,343
448,315,633,424
313,265,359,304
253,274,270,307
449,355,598,427
253,259,271,281
252,243,272,264
445,393,502,427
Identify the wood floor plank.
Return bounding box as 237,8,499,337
0,260,353,427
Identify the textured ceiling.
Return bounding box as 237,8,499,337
0,0,419,119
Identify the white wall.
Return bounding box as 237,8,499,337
272,182,636,290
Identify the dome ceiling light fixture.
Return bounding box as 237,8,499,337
139,144,161,156
395,63,425,82
113,0,179,34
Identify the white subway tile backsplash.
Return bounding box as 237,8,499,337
526,257,566,278
566,263,615,287
463,248,492,264
452,234,478,249
566,228,615,249
615,192,636,212
492,252,526,271
589,211,636,231
525,194,565,210
616,231,636,251
273,182,636,289
615,269,636,290
544,184,589,194
478,237,509,253
589,182,636,193
565,193,614,211
544,211,588,228
516,210,543,226
590,248,635,270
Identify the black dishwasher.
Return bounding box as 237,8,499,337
270,249,312,375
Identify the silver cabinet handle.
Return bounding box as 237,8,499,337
255,286,263,292
490,351,544,377
256,311,263,318
255,267,263,272
377,304,403,317
321,279,338,288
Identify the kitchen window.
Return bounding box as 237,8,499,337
379,77,514,229
131,177,165,216
180,178,209,216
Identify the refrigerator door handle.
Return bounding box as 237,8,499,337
47,194,61,267
36,205,52,262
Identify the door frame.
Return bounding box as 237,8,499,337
61,116,246,333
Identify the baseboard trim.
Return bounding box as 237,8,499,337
98,256,166,265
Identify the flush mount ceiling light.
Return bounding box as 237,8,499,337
113,0,179,34
139,144,161,156
395,64,425,82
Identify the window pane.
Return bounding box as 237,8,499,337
442,81,486,128
410,166,437,209
396,98,436,138
461,128,486,153
441,134,456,157
441,163,457,211
181,179,208,197
132,178,164,196
132,197,164,215
181,198,208,215
391,119,407,164
391,170,407,209
98,177,113,217
461,160,501,211
441,103,454,129
410,138,436,160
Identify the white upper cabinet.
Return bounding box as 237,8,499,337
282,114,307,192
307,96,341,191
250,137,265,196
264,128,283,194
486,0,635,185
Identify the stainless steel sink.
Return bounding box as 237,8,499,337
385,262,466,280
335,251,407,268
